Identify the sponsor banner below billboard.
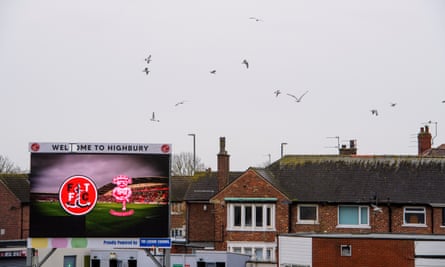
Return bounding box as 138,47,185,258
28,238,171,249
29,142,172,154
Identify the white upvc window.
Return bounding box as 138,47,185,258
170,226,186,241
227,241,276,262
171,202,184,215
337,205,370,228
227,203,275,231
297,204,318,224
403,207,426,226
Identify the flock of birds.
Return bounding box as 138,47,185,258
142,16,445,123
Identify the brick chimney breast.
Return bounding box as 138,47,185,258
217,137,230,191
418,126,432,155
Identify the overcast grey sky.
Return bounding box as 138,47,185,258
1,0,445,172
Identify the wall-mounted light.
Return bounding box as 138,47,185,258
203,204,207,211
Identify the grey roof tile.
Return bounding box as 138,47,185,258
0,174,30,203
265,155,445,204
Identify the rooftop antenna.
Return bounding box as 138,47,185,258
422,120,438,145
325,136,340,150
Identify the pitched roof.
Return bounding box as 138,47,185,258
264,155,445,205
170,176,194,201
0,174,30,203
422,144,445,157
184,171,243,201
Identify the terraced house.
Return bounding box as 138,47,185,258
174,127,445,267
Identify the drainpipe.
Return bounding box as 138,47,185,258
431,207,434,234
387,198,392,233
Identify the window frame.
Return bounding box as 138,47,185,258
337,205,370,228
403,206,427,227
227,203,275,231
170,202,184,215
227,242,276,262
170,226,186,241
297,204,318,224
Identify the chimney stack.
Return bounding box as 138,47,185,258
217,137,230,191
339,139,357,155
418,126,432,155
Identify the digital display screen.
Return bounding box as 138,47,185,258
29,143,171,238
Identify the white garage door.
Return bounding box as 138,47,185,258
415,241,445,267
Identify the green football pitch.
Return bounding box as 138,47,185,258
32,201,167,236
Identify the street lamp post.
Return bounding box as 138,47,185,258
188,133,196,174
281,142,288,158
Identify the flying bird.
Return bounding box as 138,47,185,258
442,100,445,103
371,204,383,213
249,17,263,22
287,90,309,102
150,112,159,122
390,102,397,107
242,59,249,69
144,55,152,64
210,70,216,74
370,109,379,116
142,67,150,75
174,101,187,107
274,90,281,97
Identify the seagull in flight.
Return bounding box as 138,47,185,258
210,70,216,74
242,59,249,69
274,90,281,97
150,112,159,122
390,102,397,107
287,90,308,102
174,100,187,107
142,67,150,75
370,109,379,116
144,55,152,64
249,17,263,22
371,204,383,213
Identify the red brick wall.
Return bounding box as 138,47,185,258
291,204,444,235
170,202,187,229
433,207,445,234
0,184,28,240
390,206,433,234
212,169,289,250
312,238,414,267
187,203,215,242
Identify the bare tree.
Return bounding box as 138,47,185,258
0,155,22,173
171,152,206,176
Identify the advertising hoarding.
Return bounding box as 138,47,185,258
28,142,171,247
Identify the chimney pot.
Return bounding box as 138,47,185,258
219,137,227,154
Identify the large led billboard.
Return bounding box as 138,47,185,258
29,142,171,240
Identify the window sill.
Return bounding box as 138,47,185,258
402,224,427,228
227,228,276,232
296,221,319,225
336,225,371,229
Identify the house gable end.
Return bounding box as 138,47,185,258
211,168,289,204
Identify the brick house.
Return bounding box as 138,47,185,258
170,175,193,253
0,174,30,241
176,128,445,266
178,139,243,252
